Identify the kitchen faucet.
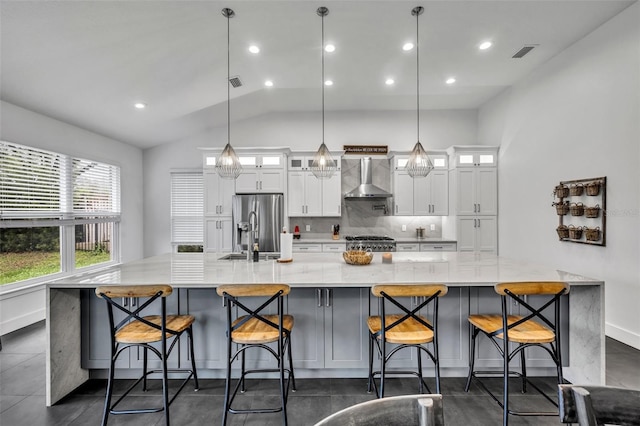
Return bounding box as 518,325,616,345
247,210,259,261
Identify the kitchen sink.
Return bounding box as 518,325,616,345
218,252,280,261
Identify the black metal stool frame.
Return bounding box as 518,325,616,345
220,288,296,426
98,288,199,426
367,289,443,399
465,285,568,426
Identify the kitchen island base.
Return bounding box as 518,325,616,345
46,253,604,406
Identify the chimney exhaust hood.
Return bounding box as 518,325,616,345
344,157,392,199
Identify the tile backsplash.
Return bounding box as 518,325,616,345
289,157,443,239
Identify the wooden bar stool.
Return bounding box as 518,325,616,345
95,285,199,426
367,284,448,398
464,281,569,426
217,283,296,426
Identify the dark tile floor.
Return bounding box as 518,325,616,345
1,321,639,425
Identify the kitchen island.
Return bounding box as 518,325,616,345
46,252,604,405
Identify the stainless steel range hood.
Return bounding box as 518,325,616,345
344,157,392,198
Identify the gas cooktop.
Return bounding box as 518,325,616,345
344,235,396,252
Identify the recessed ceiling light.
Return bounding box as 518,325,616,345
248,45,260,54
324,80,333,86
264,80,274,87
479,41,492,50
324,44,335,53
385,78,395,85
446,77,456,85
402,42,414,51
134,102,146,109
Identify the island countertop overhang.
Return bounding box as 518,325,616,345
48,252,604,289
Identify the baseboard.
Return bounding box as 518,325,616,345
606,322,640,350
0,308,45,335
0,285,46,335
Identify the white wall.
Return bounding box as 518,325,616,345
0,101,144,333
479,4,640,348
0,101,145,263
143,109,477,256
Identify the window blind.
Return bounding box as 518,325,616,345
0,142,62,217
73,157,121,214
0,141,121,219
171,172,203,244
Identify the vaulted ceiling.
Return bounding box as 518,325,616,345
1,0,634,148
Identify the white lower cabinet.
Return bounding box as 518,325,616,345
396,243,419,252
456,217,497,253
292,243,322,253
288,287,369,369
204,217,233,253
420,243,457,252
322,243,346,252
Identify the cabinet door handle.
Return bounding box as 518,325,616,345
260,181,263,190
478,204,481,213
123,297,128,307
131,297,137,307
325,288,332,307
477,219,480,228
256,181,259,190
317,288,323,307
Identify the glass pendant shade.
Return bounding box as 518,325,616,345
310,142,337,179
406,141,434,178
215,142,242,179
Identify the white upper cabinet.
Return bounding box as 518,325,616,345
235,153,285,193
204,171,235,216
287,154,342,217
454,168,497,216
451,149,497,168
392,153,448,216
448,147,498,216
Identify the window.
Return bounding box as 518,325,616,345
170,172,203,252
0,141,120,287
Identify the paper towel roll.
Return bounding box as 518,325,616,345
280,233,293,261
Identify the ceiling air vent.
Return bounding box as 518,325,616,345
512,45,536,59
229,76,242,88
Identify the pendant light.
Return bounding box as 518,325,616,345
405,6,434,179
310,6,337,179
216,8,243,180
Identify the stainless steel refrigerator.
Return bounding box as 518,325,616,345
232,194,283,253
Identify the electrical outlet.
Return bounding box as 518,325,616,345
306,225,311,232
402,225,406,232
430,224,436,231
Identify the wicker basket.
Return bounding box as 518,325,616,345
585,227,601,242
585,204,600,218
570,202,584,216
343,250,373,265
586,181,601,196
553,201,569,216
554,184,569,198
570,183,584,196
568,225,583,239
556,225,569,239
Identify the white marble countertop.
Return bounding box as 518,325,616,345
48,252,603,289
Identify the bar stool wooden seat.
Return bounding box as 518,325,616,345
465,281,569,426
95,285,199,426
217,283,296,426
367,284,448,399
